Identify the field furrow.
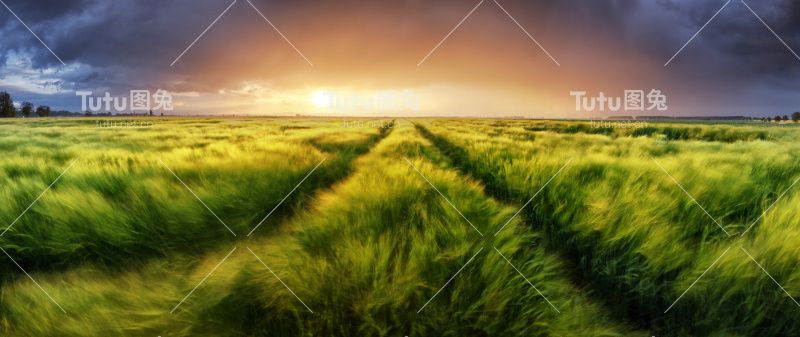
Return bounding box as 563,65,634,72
2,118,798,336
0,119,395,335
0,120,391,276
183,123,640,336
417,121,800,336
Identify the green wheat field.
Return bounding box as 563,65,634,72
0,118,799,336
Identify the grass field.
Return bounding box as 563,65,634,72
0,117,798,336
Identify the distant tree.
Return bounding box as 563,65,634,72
768,117,772,122
21,101,34,117
761,117,766,122
775,115,782,123
784,115,789,122
35,105,51,117
0,91,17,118
85,110,93,117
149,109,154,116
792,112,800,123
160,113,164,116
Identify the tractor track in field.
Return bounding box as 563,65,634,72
244,122,395,238
0,122,650,336
413,123,660,334
174,123,643,336
161,123,398,333
0,124,396,311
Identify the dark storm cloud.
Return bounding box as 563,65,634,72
0,0,798,114
3,0,402,92
1,0,250,89
77,71,101,84
661,0,800,77
537,0,800,77
3,0,796,75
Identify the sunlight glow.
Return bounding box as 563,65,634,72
312,91,329,107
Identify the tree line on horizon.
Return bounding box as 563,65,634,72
760,113,800,123
1,91,163,118
2,90,800,121
0,91,51,118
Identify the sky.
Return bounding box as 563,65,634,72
0,0,798,118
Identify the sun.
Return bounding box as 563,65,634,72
312,91,329,107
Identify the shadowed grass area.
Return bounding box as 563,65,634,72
479,119,789,143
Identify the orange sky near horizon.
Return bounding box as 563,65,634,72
160,0,680,117
3,0,798,117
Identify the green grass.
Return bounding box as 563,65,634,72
0,118,386,278
518,120,784,143
206,124,632,336
1,117,798,336
417,119,800,336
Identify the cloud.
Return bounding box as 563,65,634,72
77,71,102,84
0,0,798,116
